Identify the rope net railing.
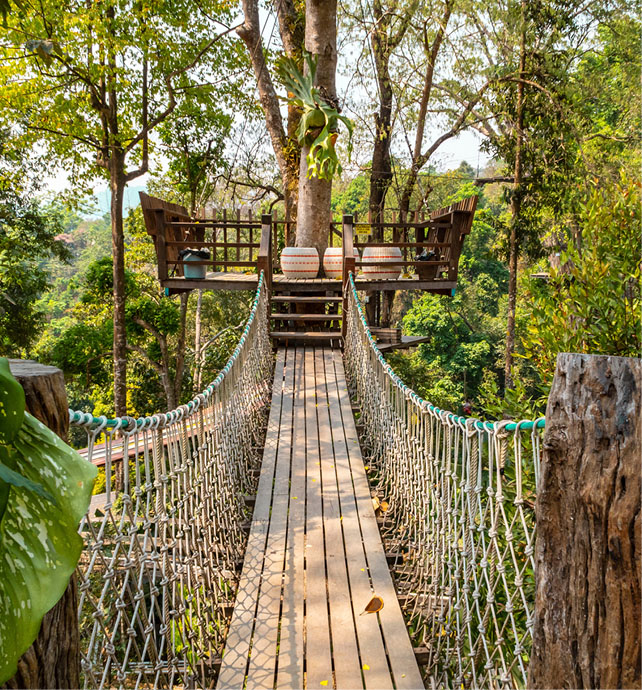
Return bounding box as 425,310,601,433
69,273,273,690
343,273,544,689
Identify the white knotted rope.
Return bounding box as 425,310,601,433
71,274,273,690
343,273,543,689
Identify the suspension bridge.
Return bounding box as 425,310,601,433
68,267,545,690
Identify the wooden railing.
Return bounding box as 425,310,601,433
141,192,476,302
140,193,272,281
341,196,477,285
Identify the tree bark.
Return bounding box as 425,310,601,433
504,0,526,390
3,361,79,690
173,292,188,405
368,1,417,327
110,158,128,416
238,0,300,221
398,0,452,222
295,0,337,258
529,353,641,689
194,289,203,394
274,0,304,231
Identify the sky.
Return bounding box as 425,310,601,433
44,127,490,218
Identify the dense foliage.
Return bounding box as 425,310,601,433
0,162,70,355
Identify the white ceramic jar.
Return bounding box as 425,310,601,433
323,247,360,279
361,246,403,280
280,246,320,279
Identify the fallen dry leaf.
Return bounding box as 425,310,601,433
359,594,384,615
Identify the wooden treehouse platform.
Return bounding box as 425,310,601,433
140,194,476,346
217,346,424,689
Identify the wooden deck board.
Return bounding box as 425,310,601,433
315,349,369,690
276,347,306,689
304,347,334,687
217,350,286,689
163,272,457,295
322,349,393,689
331,350,425,690
244,348,295,686
217,346,423,690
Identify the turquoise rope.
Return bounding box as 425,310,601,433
69,272,266,430
347,273,545,433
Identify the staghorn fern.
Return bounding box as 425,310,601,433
276,52,353,181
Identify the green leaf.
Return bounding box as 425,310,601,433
0,412,97,683
0,358,25,445
0,449,57,508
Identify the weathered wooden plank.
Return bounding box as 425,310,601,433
244,348,296,687
323,349,392,689
315,348,365,689
217,350,286,688
330,350,425,690
303,347,334,687
276,347,306,690
219,346,423,690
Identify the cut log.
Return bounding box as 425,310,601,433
3,361,79,690
529,353,641,689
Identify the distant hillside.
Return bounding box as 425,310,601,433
89,184,147,218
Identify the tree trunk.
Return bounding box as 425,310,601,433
398,0,452,223
529,353,641,689
194,289,203,394
3,361,79,690
173,292,188,405
110,159,128,416
238,0,299,221
504,0,526,390
368,3,393,328
295,0,337,258
275,0,304,231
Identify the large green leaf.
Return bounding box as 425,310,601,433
0,449,57,507
0,358,25,444
0,412,96,683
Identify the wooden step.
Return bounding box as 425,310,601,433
270,313,342,321
273,281,343,293
272,296,342,303
270,331,342,341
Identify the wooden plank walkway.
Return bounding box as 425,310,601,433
217,346,424,690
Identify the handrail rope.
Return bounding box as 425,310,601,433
346,272,545,432
69,271,266,431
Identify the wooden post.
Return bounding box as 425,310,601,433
341,214,355,341
529,353,641,689
258,214,273,321
3,361,80,690
154,208,169,281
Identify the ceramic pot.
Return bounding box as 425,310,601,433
280,246,320,279
361,246,403,280
323,247,360,279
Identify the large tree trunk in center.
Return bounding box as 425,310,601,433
110,159,128,416
295,0,337,259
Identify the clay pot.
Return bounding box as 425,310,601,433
323,247,360,279
361,246,403,280
280,247,320,279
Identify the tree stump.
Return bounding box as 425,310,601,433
2,361,80,690
529,353,641,689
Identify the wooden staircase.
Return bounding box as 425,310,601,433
269,289,343,345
